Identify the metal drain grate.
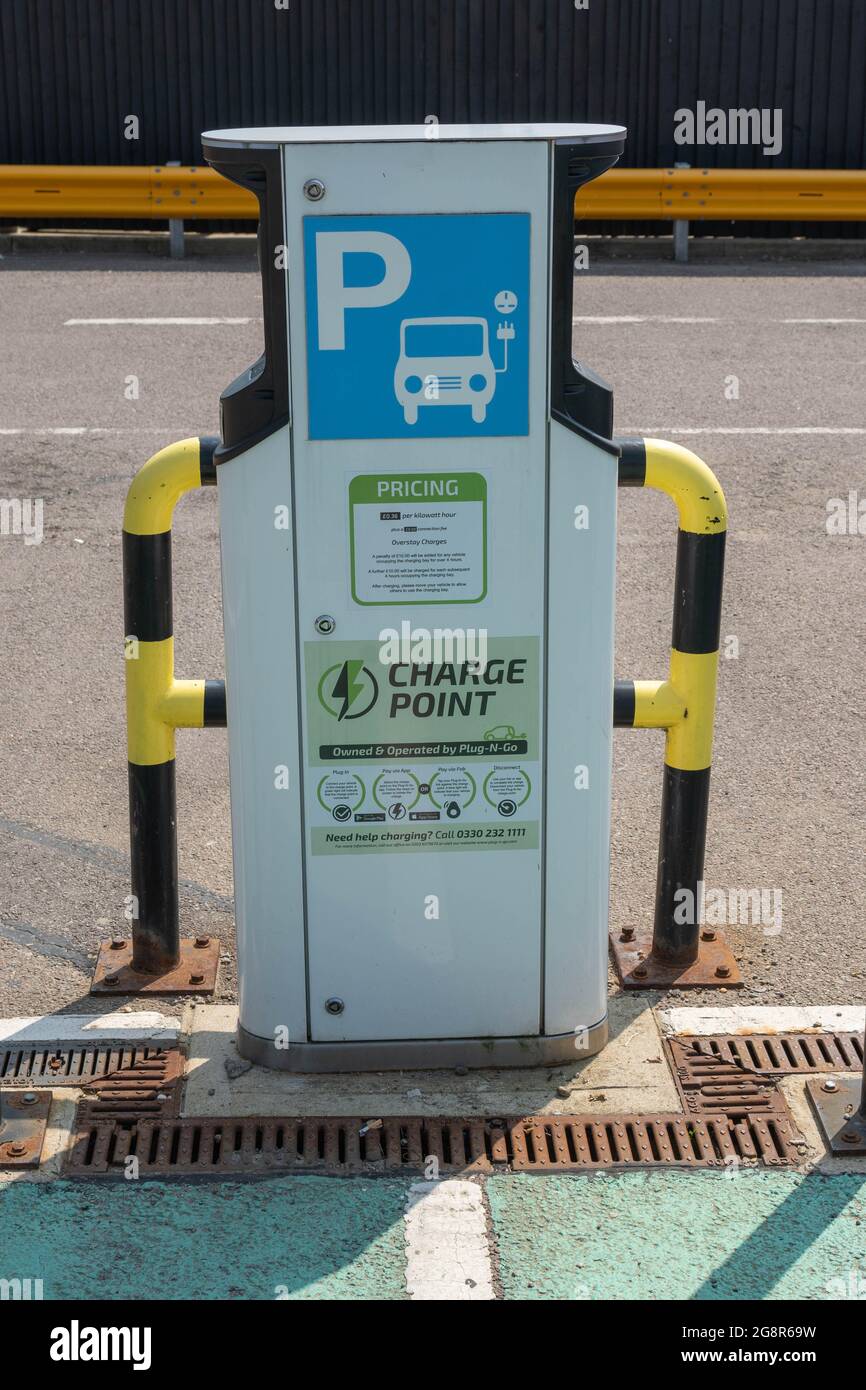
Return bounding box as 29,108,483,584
63,1111,801,1177
678,1032,863,1075
668,1038,790,1117
1,1044,184,1122
0,1042,176,1086
76,1050,184,1119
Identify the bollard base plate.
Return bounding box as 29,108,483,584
610,926,743,989
806,1076,866,1154
90,937,220,996
0,1089,51,1167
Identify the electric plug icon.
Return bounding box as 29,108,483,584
495,320,515,373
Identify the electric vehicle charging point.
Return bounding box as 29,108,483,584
107,121,735,1062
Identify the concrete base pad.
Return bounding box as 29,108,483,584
181,994,680,1118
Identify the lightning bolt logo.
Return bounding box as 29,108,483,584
318,659,378,721
332,659,366,721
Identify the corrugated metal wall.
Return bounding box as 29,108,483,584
1,0,864,236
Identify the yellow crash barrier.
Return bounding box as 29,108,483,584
0,164,864,223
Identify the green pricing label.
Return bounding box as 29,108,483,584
349,471,487,605
305,637,539,765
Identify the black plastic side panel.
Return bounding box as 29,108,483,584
550,139,625,456
202,143,290,463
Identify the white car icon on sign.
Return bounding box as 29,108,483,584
394,316,496,425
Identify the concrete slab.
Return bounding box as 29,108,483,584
659,1005,865,1036
181,994,680,1118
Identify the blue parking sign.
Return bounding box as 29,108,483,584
303,213,530,440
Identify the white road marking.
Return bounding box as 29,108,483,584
404,1179,495,1301
3,425,862,439
574,316,866,326
63,316,257,326
573,315,719,324
659,1005,866,1037
0,427,209,435
633,426,866,436
0,1012,180,1043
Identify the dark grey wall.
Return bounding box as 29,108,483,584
2,0,864,235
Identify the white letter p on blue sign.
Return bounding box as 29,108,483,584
315,231,412,350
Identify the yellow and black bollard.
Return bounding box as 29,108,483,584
611,437,739,988
91,436,225,995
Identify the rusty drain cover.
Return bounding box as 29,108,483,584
666,1037,808,1162
0,1090,51,1168
675,1031,863,1075
1,1041,179,1088
76,1049,185,1120
63,1110,801,1177
668,1038,791,1117
1,1042,185,1123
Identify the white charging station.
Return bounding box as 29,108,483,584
202,122,626,1070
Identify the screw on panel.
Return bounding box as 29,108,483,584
315,614,336,635
325,998,345,1015
303,179,326,201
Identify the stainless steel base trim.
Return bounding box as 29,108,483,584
236,1017,608,1072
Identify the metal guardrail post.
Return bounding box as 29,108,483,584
611,436,740,989
90,436,226,996
166,160,185,257
672,162,690,262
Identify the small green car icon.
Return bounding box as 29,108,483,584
483,723,526,741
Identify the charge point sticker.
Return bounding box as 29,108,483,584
304,638,540,854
